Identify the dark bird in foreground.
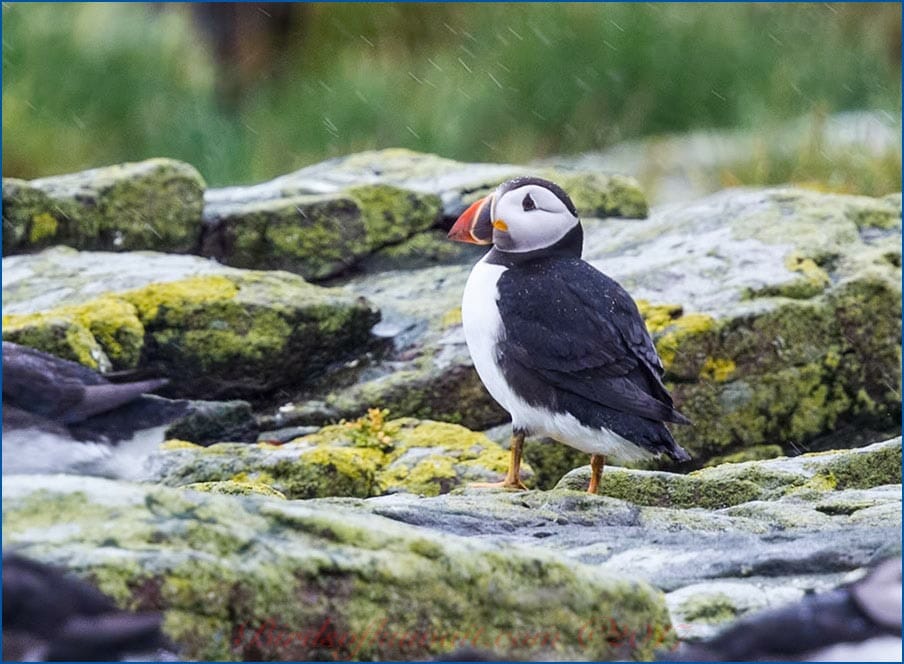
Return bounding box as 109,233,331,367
448,177,690,493
2,342,188,475
2,341,170,435
2,553,174,661
667,557,902,661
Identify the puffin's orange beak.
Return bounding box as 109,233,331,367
448,195,494,245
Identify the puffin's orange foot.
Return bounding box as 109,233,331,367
587,453,606,495
469,479,528,491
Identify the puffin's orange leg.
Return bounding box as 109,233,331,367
471,429,528,490
587,454,606,494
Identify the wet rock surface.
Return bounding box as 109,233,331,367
145,415,532,499
2,158,205,255
3,438,899,659
3,251,380,400
276,186,901,470
3,474,674,662
2,149,901,661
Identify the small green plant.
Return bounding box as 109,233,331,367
342,408,398,451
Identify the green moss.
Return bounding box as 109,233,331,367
326,362,508,431
557,467,762,509
376,420,523,495
209,184,440,281
28,211,58,243
636,300,683,334
704,445,784,467
162,439,203,450
2,314,110,370
271,446,382,499
70,298,144,368
810,443,902,490
678,593,739,624
123,275,239,321
347,183,442,247
441,306,463,328
184,480,287,499
668,277,901,461
544,171,648,219
3,159,204,254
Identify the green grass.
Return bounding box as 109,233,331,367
3,3,900,189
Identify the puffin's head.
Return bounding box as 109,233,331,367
447,176,579,252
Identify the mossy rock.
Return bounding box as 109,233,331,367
2,474,674,661
3,270,380,399
2,158,205,254
200,183,442,280
225,147,649,222
556,437,901,509
146,415,533,498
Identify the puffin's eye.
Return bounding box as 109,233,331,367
522,193,536,211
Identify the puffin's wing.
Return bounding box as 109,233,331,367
2,342,168,424
2,343,88,419
496,258,689,424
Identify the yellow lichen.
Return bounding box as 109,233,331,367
636,300,683,334
121,275,239,321
28,212,58,243
162,439,203,450
440,306,463,328
654,312,717,369
700,357,736,382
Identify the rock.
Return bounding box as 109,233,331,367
278,186,900,474
555,437,902,508
2,159,205,255
668,558,902,660
358,437,901,646
199,149,646,280
199,183,444,281
2,249,380,400
2,474,673,661
204,148,648,225
162,399,258,445
543,110,902,206
145,414,533,498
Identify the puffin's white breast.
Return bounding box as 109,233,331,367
461,257,515,412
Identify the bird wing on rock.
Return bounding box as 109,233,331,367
2,342,168,424
496,257,689,426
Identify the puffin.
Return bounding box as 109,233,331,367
2,342,188,476
448,176,690,493
2,553,174,661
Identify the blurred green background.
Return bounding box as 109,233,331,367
3,2,901,191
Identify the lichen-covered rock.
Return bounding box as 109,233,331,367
272,186,900,475
145,414,533,498
2,474,673,661
2,251,380,399
555,437,902,508
2,159,205,255
200,183,443,280
163,399,259,446
355,437,900,645
205,148,649,225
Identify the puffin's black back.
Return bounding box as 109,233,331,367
495,255,690,461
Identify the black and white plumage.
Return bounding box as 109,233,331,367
449,177,690,490
2,342,185,476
